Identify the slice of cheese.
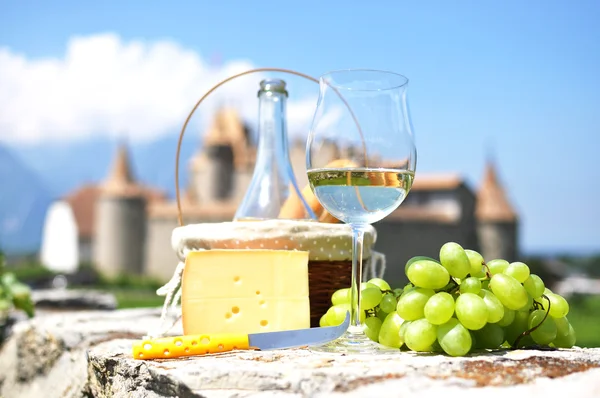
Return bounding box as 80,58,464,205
182,250,310,335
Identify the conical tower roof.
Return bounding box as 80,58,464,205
202,107,252,169
102,142,143,197
476,162,517,222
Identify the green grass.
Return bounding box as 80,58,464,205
564,294,600,348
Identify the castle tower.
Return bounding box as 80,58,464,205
476,162,518,262
93,143,147,277
188,108,254,204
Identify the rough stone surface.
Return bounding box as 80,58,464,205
31,289,117,310
1,307,600,398
0,307,170,398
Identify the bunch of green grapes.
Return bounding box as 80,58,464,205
321,242,576,356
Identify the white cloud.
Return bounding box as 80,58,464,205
0,33,322,144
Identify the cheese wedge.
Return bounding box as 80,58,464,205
182,250,310,335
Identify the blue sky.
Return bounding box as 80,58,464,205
1,0,599,254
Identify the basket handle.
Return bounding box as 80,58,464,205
174,67,365,226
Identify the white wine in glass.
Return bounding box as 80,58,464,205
306,69,417,354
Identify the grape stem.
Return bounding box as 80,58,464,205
513,294,551,348
482,262,491,279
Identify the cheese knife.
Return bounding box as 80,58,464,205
132,312,349,360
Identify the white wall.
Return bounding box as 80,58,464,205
40,201,79,273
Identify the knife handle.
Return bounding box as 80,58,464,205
132,333,250,360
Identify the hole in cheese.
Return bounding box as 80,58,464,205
260,320,268,327
225,312,232,319
232,306,240,314
218,344,224,350
185,347,190,353
259,300,266,306
138,353,144,358
174,339,183,347
143,343,152,350
233,276,241,283
200,337,210,345
164,349,170,356
256,290,261,295
191,341,197,346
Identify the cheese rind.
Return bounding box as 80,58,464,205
182,250,310,335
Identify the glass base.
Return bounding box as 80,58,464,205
310,329,400,355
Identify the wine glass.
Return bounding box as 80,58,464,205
306,69,417,354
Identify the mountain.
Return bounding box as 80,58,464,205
0,143,53,254
11,133,200,200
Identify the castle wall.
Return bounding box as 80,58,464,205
145,217,181,282
375,220,477,286
477,221,518,262
145,213,234,282
93,196,146,277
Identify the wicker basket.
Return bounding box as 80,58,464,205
308,259,367,327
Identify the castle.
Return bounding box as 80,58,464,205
40,108,518,285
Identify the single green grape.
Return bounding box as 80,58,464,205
361,282,379,291
553,323,576,348
324,305,348,326
523,274,545,299
465,249,485,277
406,259,450,290
396,288,435,321
478,289,504,323
473,323,505,349
487,259,509,275
364,316,382,342
331,288,350,305
455,293,488,330
553,316,571,337
439,242,471,279
437,318,472,357
325,303,364,325
379,293,398,314
367,278,391,291
423,292,455,325
404,318,437,352
543,293,570,318
319,313,329,327
361,287,383,310
399,320,411,342
504,310,530,346
504,262,530,283
528,309,557,345
496,307,515,327
489,274,529,310
405,256,438,274
378,312,405,348
460,277,482,294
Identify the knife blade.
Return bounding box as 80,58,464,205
132,312,349,360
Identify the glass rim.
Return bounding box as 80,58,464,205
319,68,409,91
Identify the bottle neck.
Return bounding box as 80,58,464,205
256,91,289,166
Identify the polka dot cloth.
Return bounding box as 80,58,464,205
172,219,378,262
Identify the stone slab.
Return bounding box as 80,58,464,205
1,307,599,398
88,340,600,398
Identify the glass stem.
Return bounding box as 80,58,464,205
349,224,367,334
